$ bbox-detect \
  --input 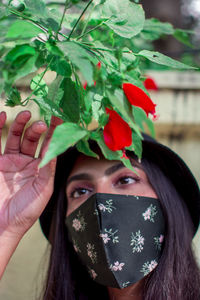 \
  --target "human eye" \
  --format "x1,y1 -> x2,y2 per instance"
69,187 -> 92,199
115,175 -> 140,187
